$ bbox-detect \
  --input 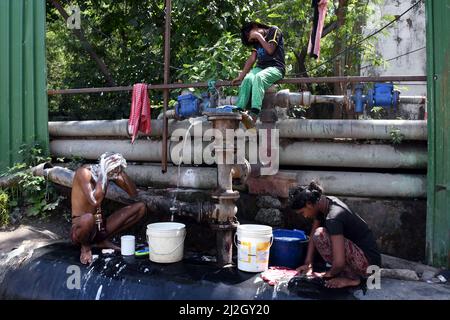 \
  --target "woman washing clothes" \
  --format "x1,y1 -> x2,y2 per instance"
289,181 -> 381,288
